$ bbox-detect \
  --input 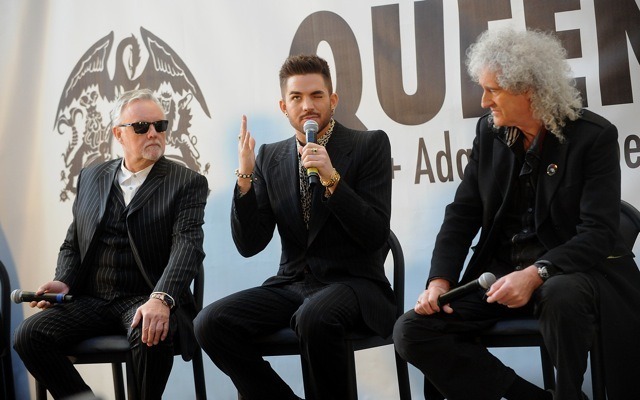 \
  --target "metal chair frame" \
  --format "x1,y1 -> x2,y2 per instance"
476,200 -> 640,400
1,260 -> 16,400
35,264 -> 207,400
238,230 -> 411,400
